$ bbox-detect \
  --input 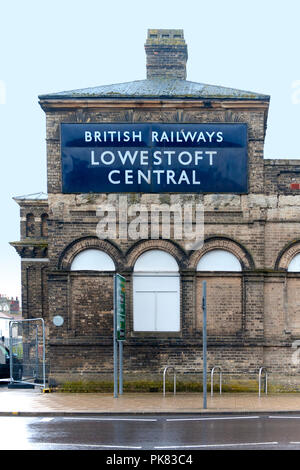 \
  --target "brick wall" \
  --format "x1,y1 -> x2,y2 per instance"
12,87 -> 300,388
40,103 -> 300,387
264,160 -> 300,194
196,276 -> 243,336
70,275 -> 114,337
